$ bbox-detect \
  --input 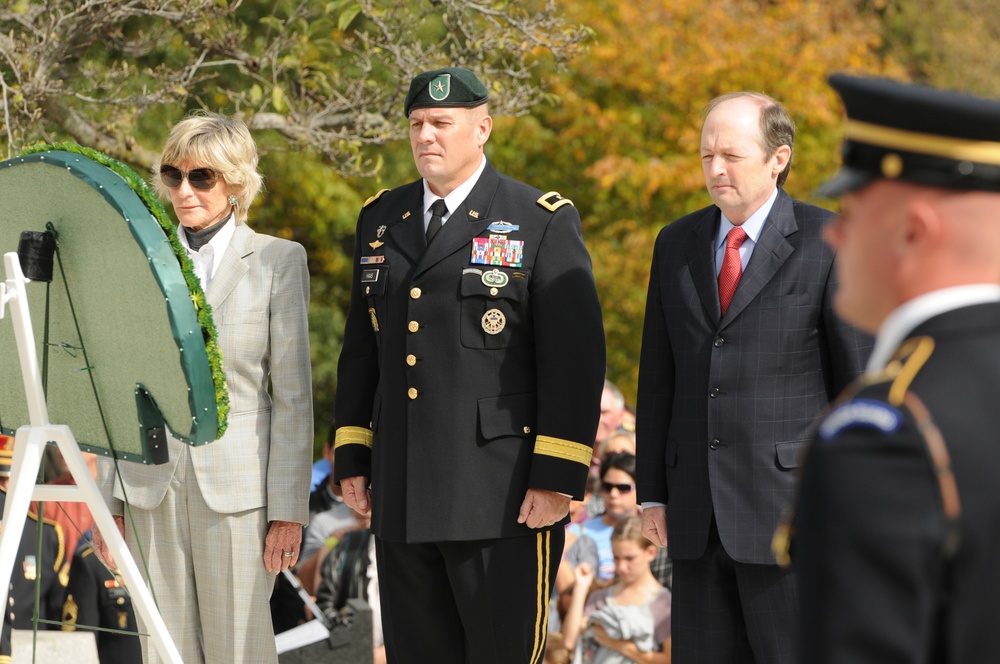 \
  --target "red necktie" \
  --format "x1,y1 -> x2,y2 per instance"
718,226 -> 748,316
